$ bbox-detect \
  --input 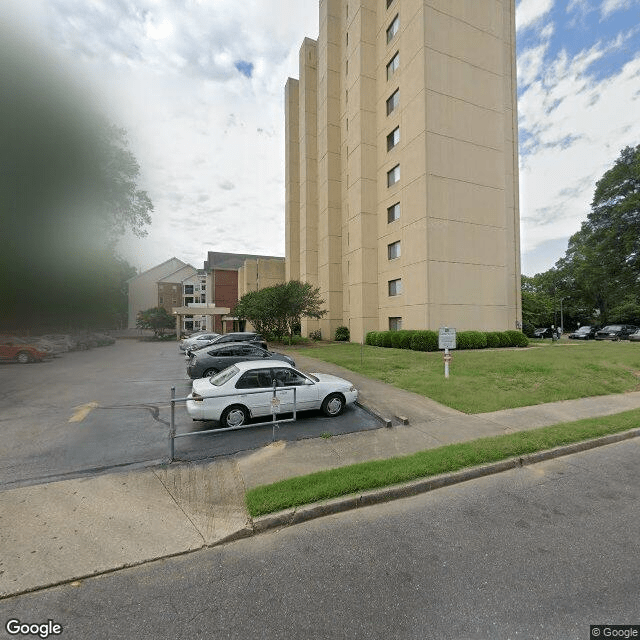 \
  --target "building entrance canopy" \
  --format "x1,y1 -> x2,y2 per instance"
172,304 -> 230,339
